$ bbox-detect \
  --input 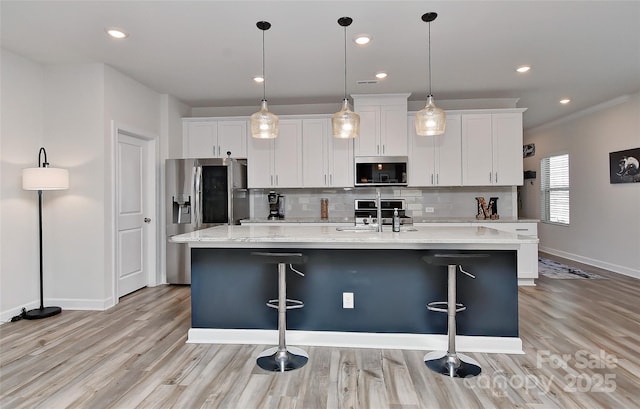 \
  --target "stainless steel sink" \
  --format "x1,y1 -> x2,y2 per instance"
336,226 -> 417,232
336,226 -> 377,232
